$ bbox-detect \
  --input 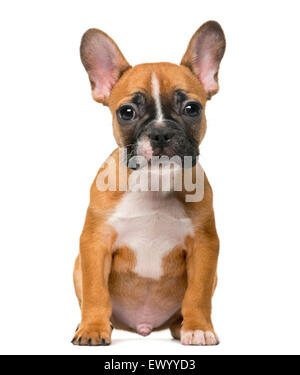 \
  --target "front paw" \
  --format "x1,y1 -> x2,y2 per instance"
71,322 -> 112,346
180,329 -> 219,346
